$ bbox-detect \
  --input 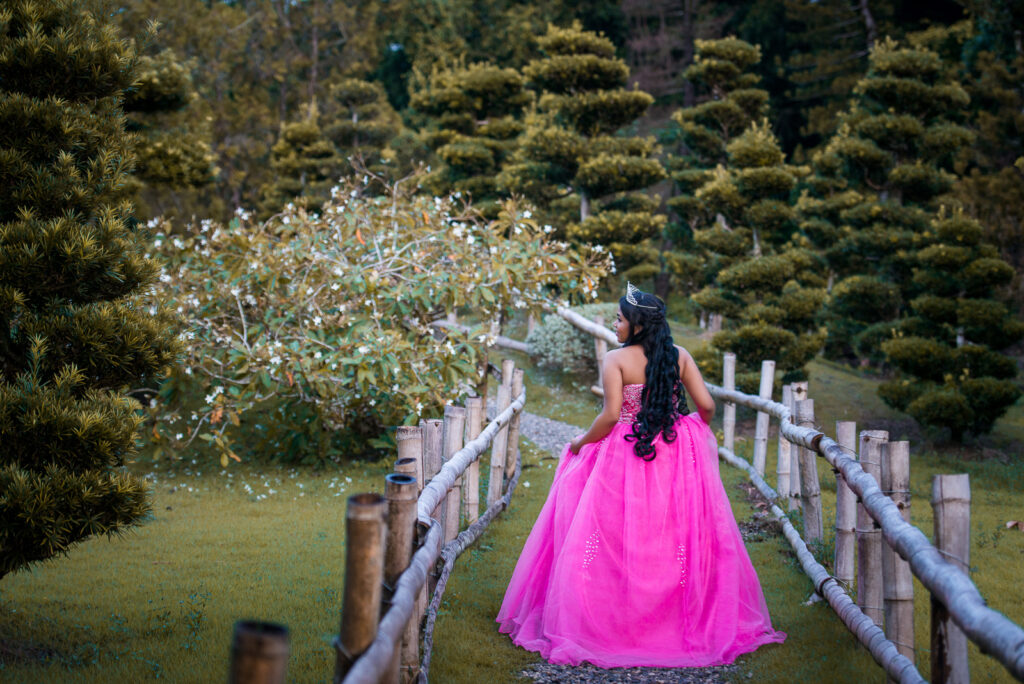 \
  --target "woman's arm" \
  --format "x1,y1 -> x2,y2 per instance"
678,346 -> 715,425
569,352 -> 623,454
